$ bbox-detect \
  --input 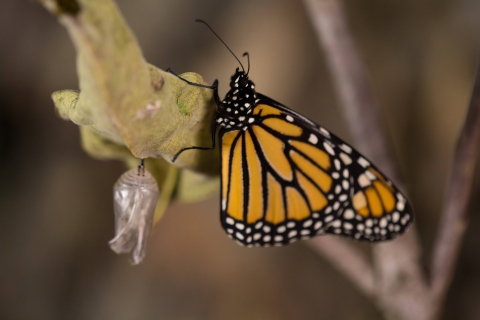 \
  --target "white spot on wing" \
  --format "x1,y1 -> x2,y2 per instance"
379,218 -> 388,228
333,202 -> 340,210
358,157 -> 370,168
340,153 -> 352,165
340,144 -> 352,153
320,127 -> 330,137
324,142 -> 335,155
344,209 -> 355,220
392,212 -> 400,223
286,115 -> 294,122
303,220 -> 313,228
365,170 -> 376,180
358,174 -> 371,187
314,221 -> 323,230
334,159 -> 341,170
335,185 -> 342,194
308,134 -> 318,144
